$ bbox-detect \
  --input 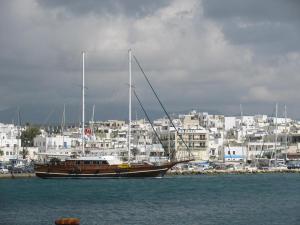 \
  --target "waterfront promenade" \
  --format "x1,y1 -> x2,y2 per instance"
1,168 -> 300,179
